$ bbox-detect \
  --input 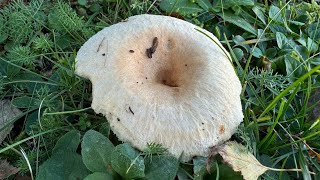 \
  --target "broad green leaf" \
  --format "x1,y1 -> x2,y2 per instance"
53,130 -> 81,154
284,55 -> 306,83
196,0 -> 211,11
287,38 -> 298,49
12,72 -> 46,93
218,141 -> 268,180
55,34 -> 72,50
269,24 -> 287,34
82,130 -> 115,173
252,6 -> 266,24
257,29 -> 267,53
225,0 -> 254,6
306,37 -> 318,53
294,45 -> 309,60
77,0 -> 87,6
11,96 -> 40,108
111,143 -> 145,179
306,22 -> 320,43
265,47 -> 278,59
251,47 -> 263,58
213,0 -> 254,9
98,122 -> 110,137
193,157 -> 209,180
37,130 -> 89,180
144,155 -> 179,180
37,152 -> 89,180
84,172 -> 113,180
24,111 -> 39,135
218,12 -> 257,35
159,0 -> 203,14
89,3 -> 102,13
297,36 -> 308,47
177,168 -> 190,179
268,5 -> 283,23
233,48 -> 244,61
212,164 -> 243,180
310,57 -> 320,66
194,156 -> 243,180
233,35 -> 250,52
275,32 -> 288,49
5,64 -> 22,83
